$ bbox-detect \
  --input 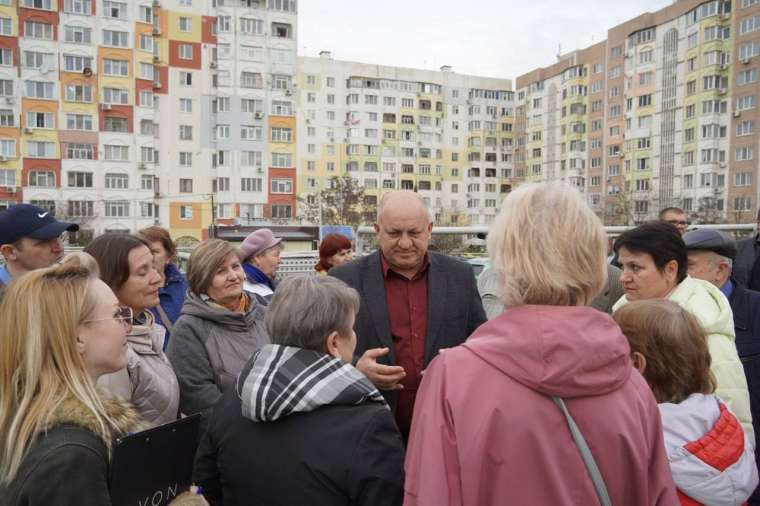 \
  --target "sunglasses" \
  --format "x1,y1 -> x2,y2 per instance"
83,306 -> 133,329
